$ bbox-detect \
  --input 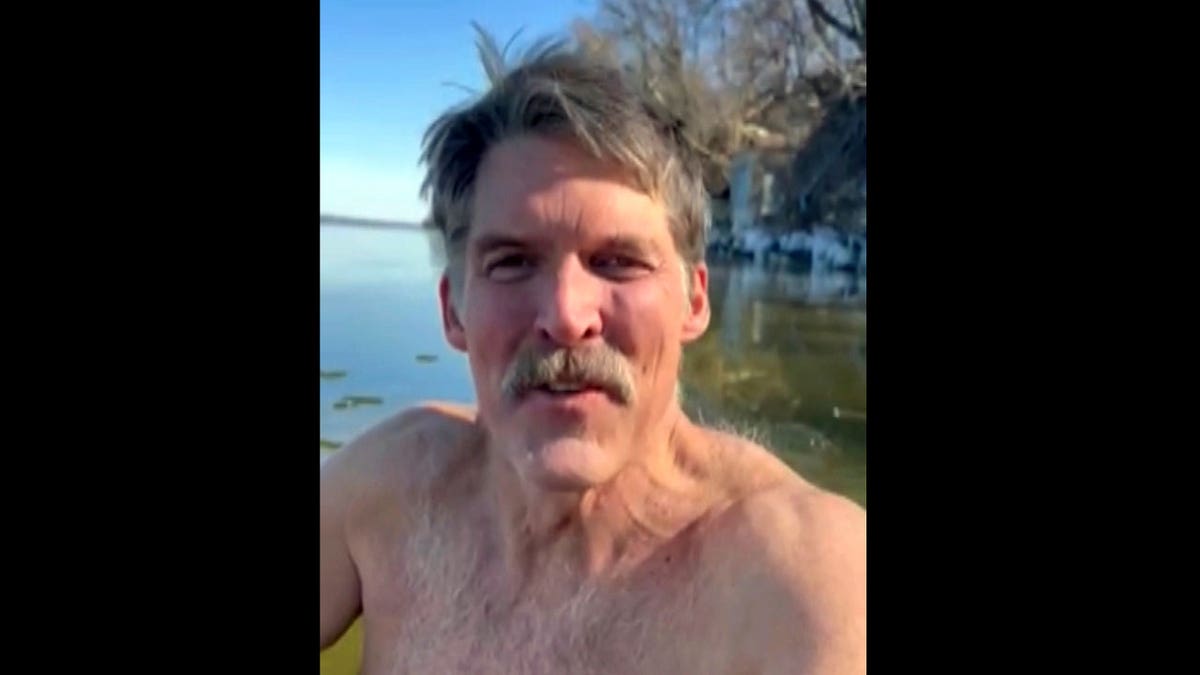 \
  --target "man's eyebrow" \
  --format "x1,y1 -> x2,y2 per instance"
599,235 -> 660,256
471,234 -> 533,255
